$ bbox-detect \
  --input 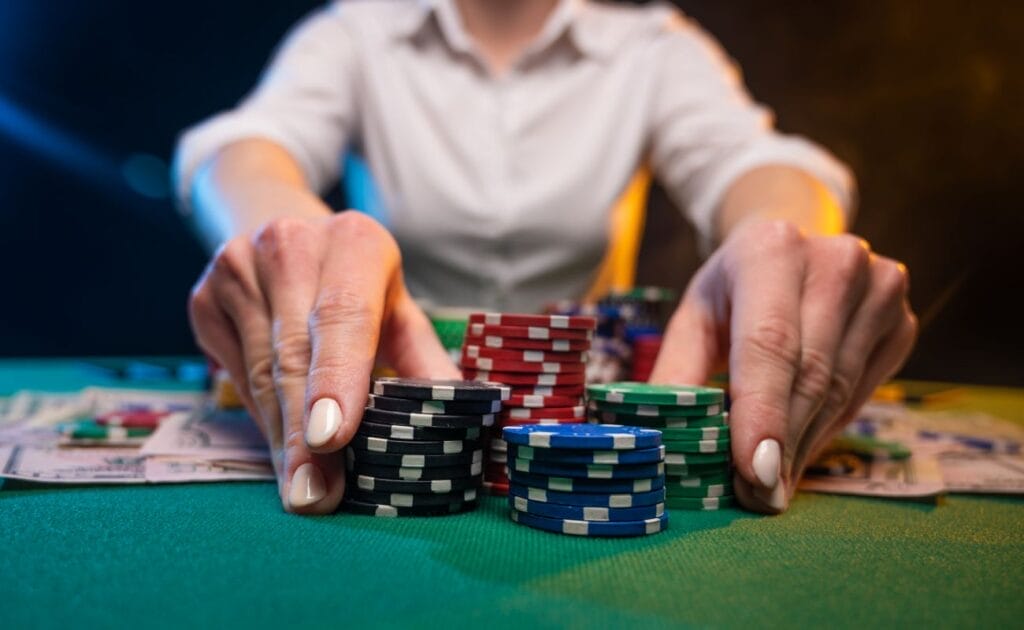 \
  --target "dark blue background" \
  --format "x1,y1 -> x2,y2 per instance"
1,1 -> 1021,385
